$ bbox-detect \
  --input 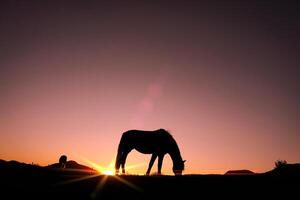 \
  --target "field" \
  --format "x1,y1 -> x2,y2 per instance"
0,160 -> 299,200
